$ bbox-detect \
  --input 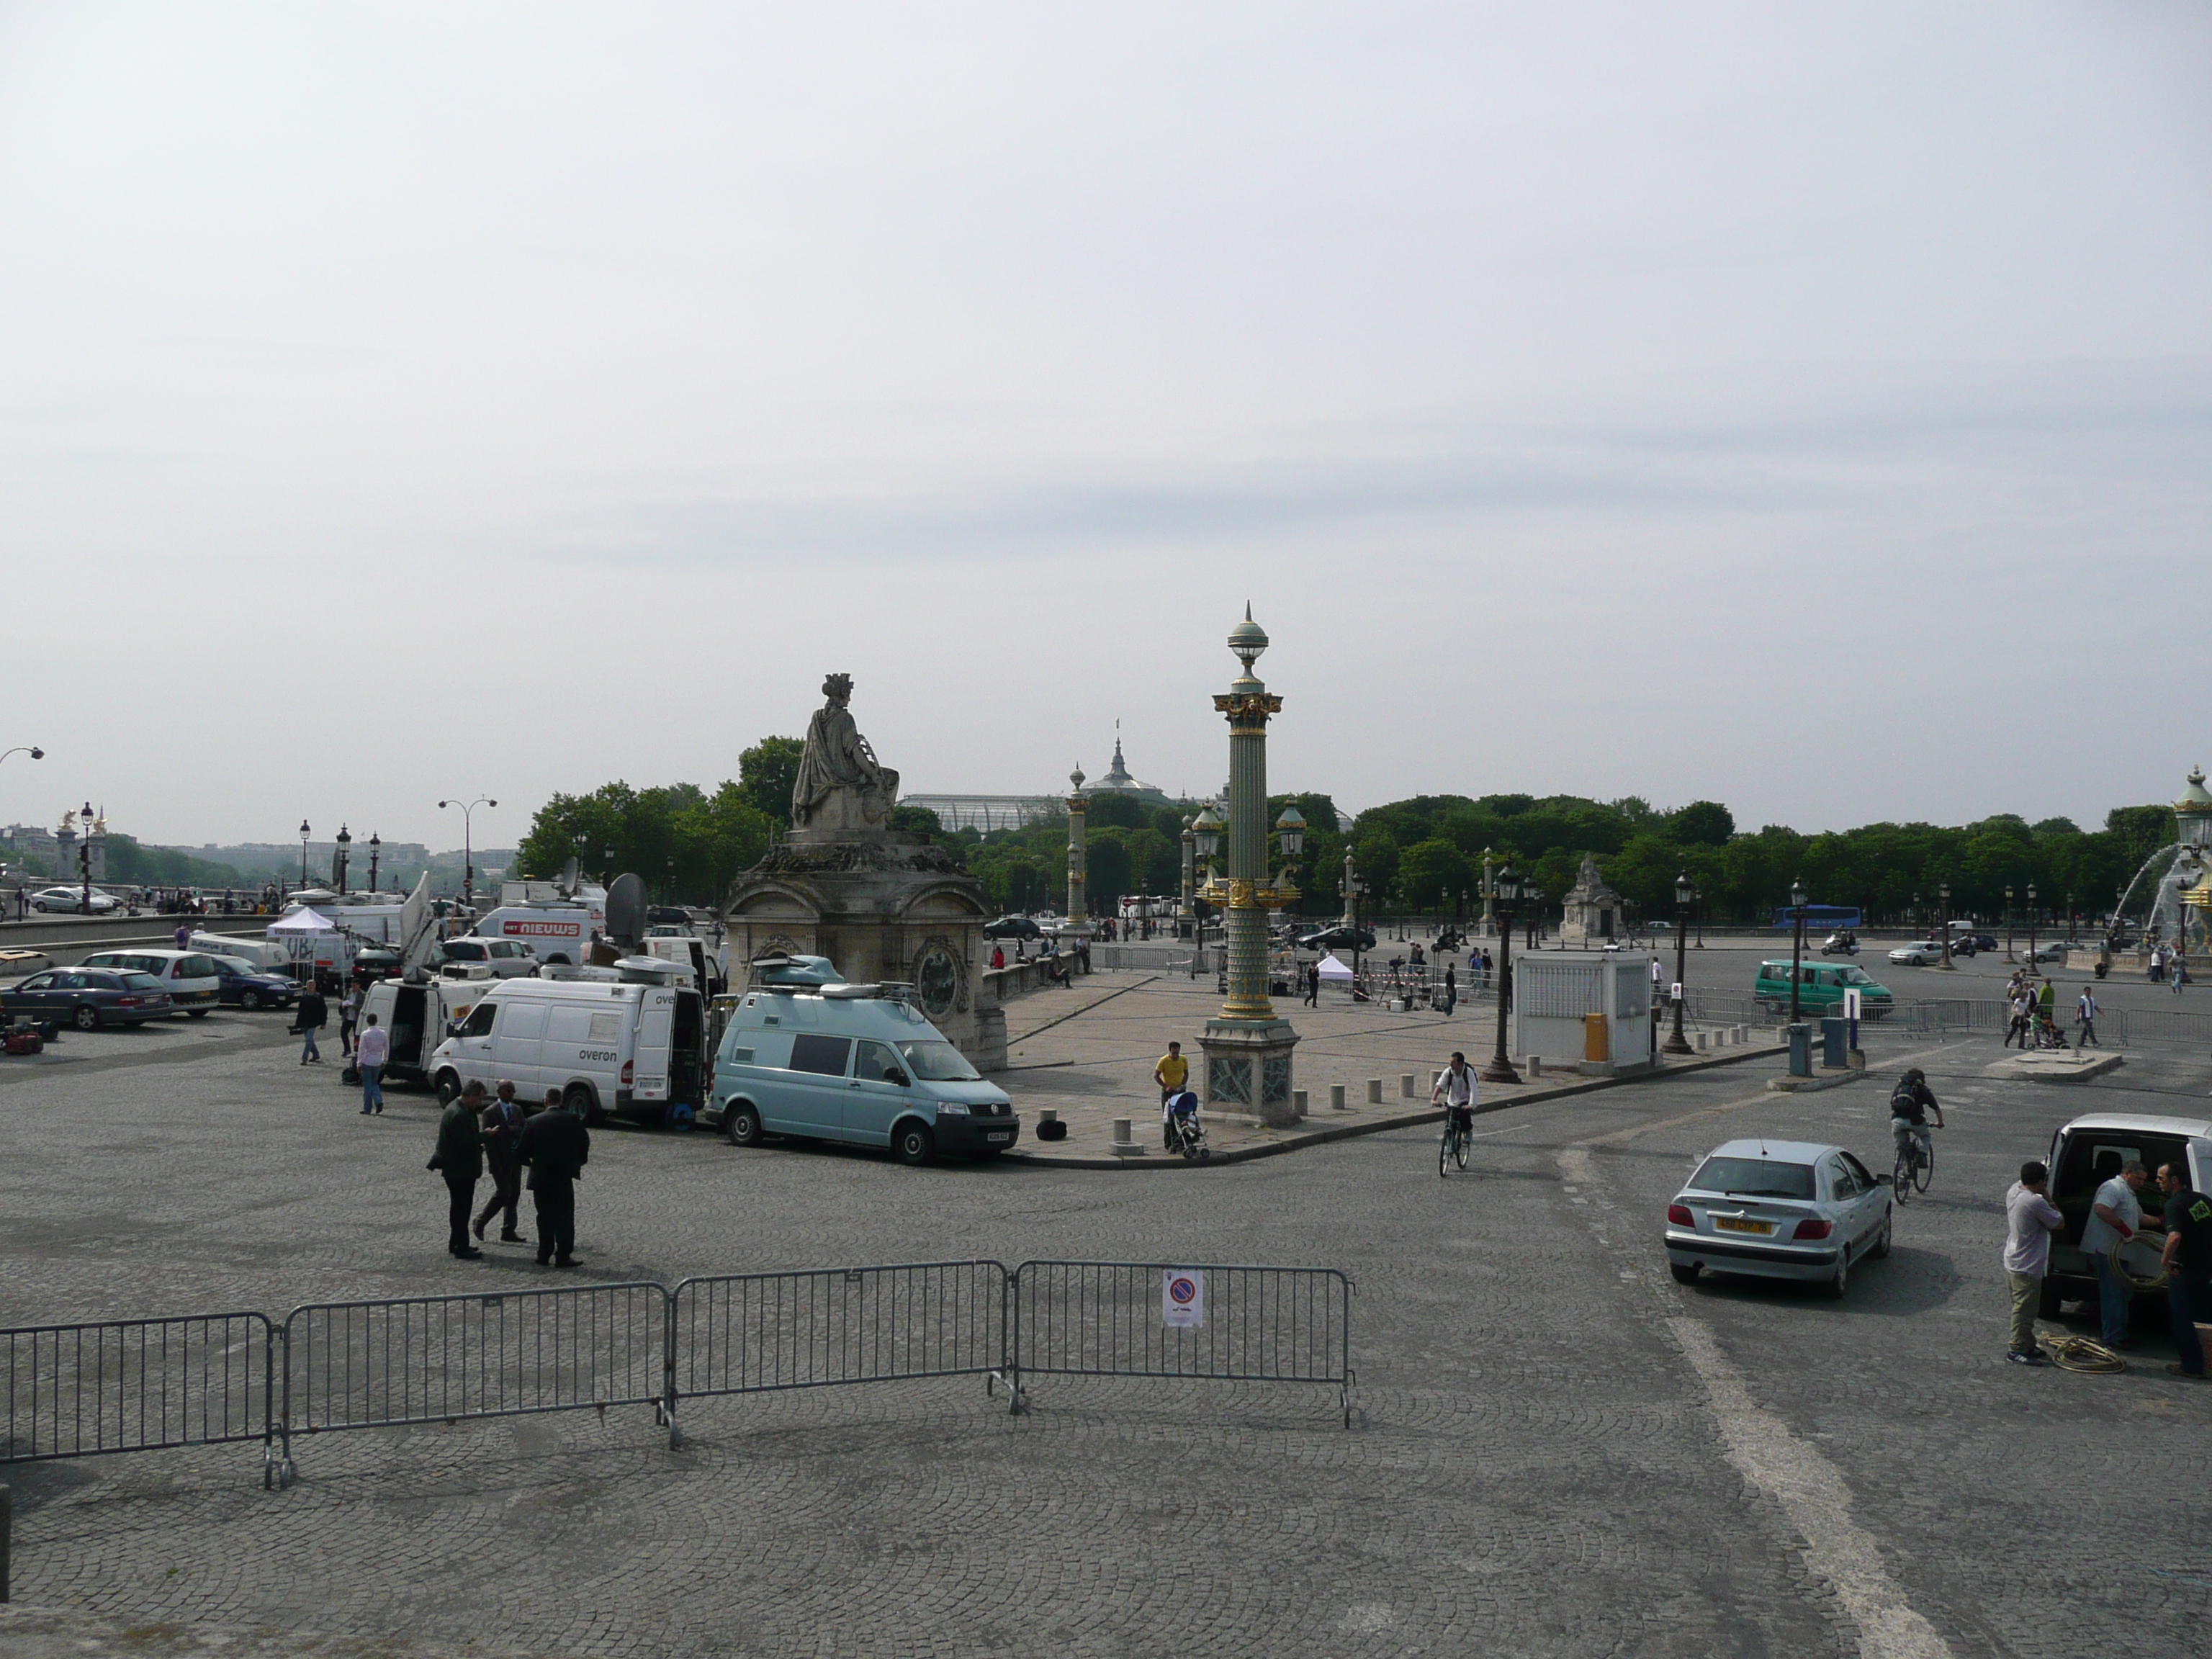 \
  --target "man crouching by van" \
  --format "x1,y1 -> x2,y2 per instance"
519,1087 -> 590,1268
